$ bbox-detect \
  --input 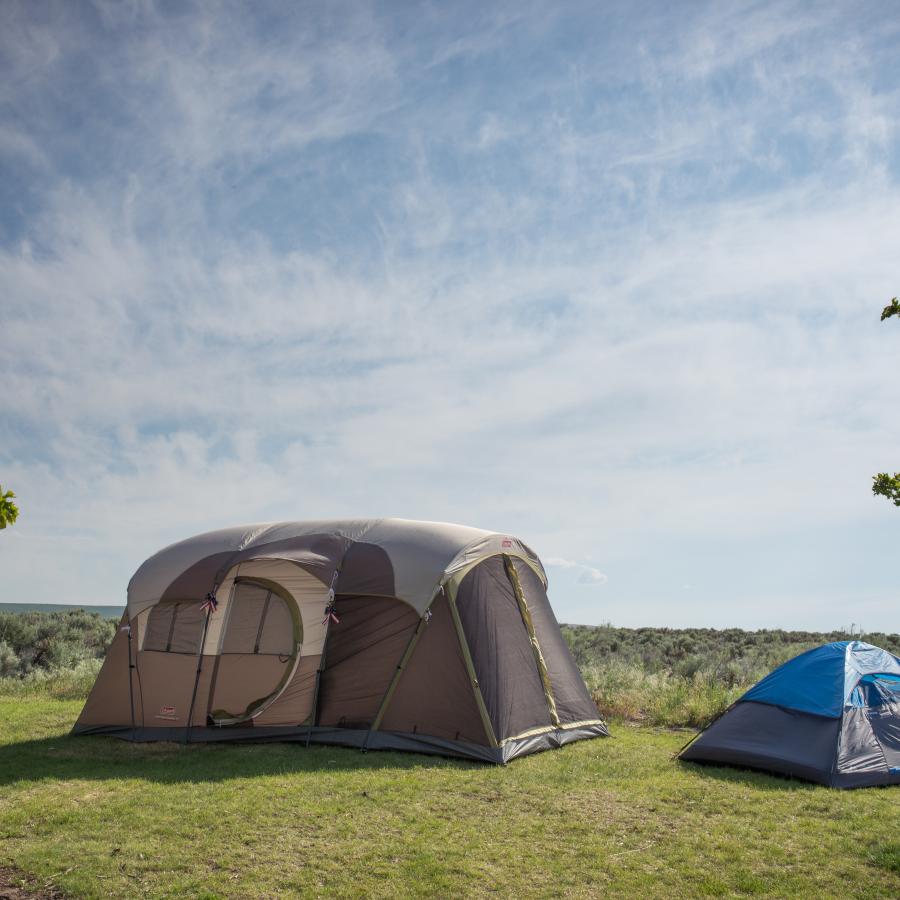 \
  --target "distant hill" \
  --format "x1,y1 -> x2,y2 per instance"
0,603 -> 123,620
